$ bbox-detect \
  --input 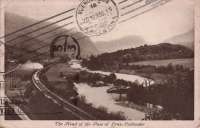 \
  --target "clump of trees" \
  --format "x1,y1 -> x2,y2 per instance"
127,69 -> 194,120
74,71 -> 117,87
